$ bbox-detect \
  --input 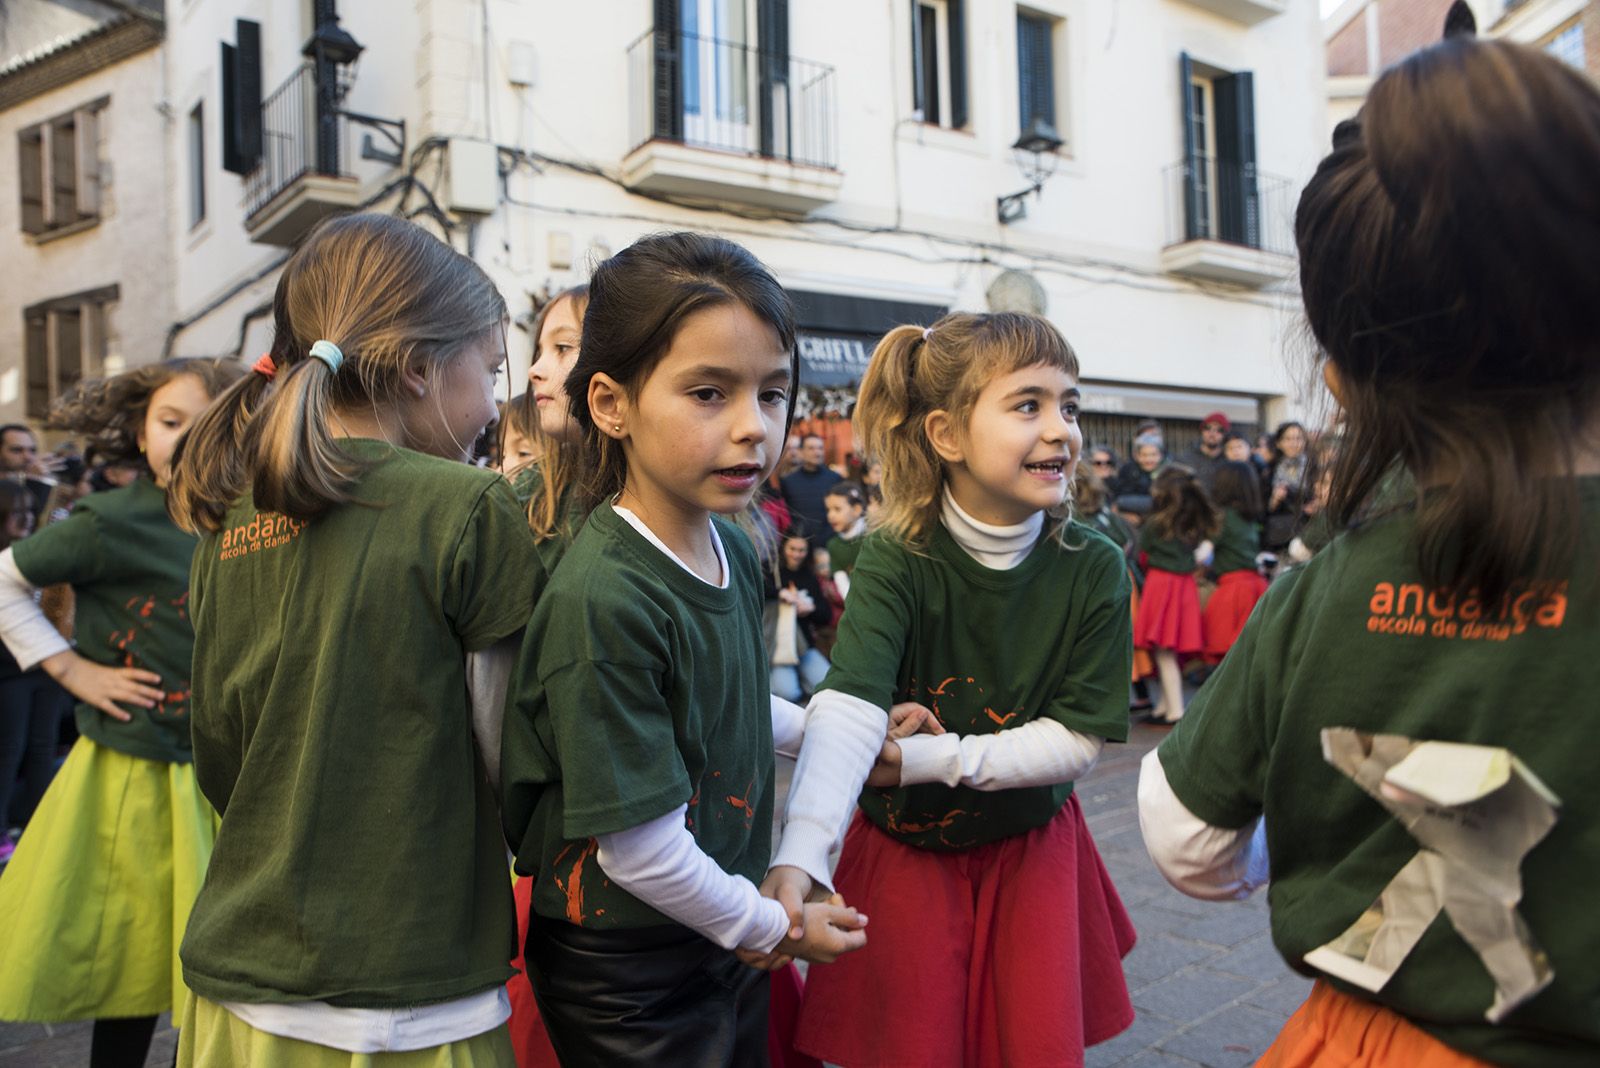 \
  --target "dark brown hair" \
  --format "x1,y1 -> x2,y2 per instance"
1295,38 -> 1600,601
169,214 -> 507,532
565,232 -> 797,512
49,358 -> 243,470
1149,465 -> 1221,545
1211,460 -> 1264,522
